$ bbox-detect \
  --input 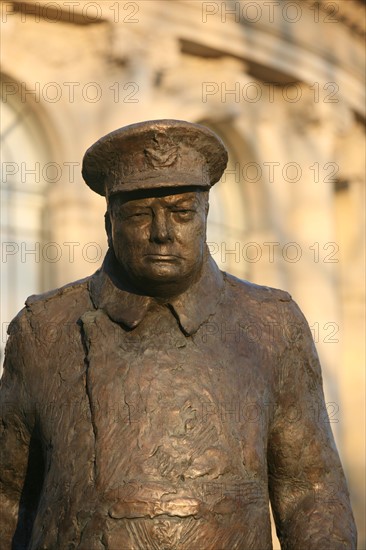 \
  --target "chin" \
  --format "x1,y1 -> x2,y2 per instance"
141,268 -> 182,284
138,260 -> 184,280
132,267 -> 194,296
